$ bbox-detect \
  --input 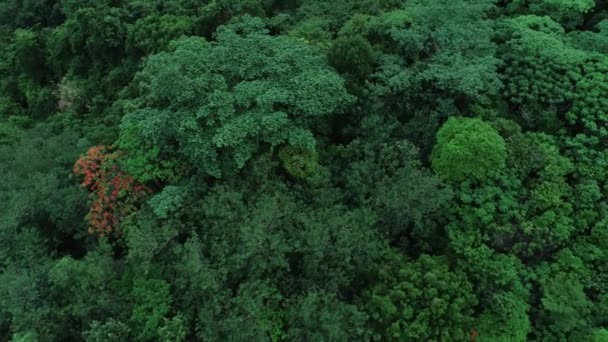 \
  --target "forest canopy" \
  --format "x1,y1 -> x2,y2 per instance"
2,0 -> 608,341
